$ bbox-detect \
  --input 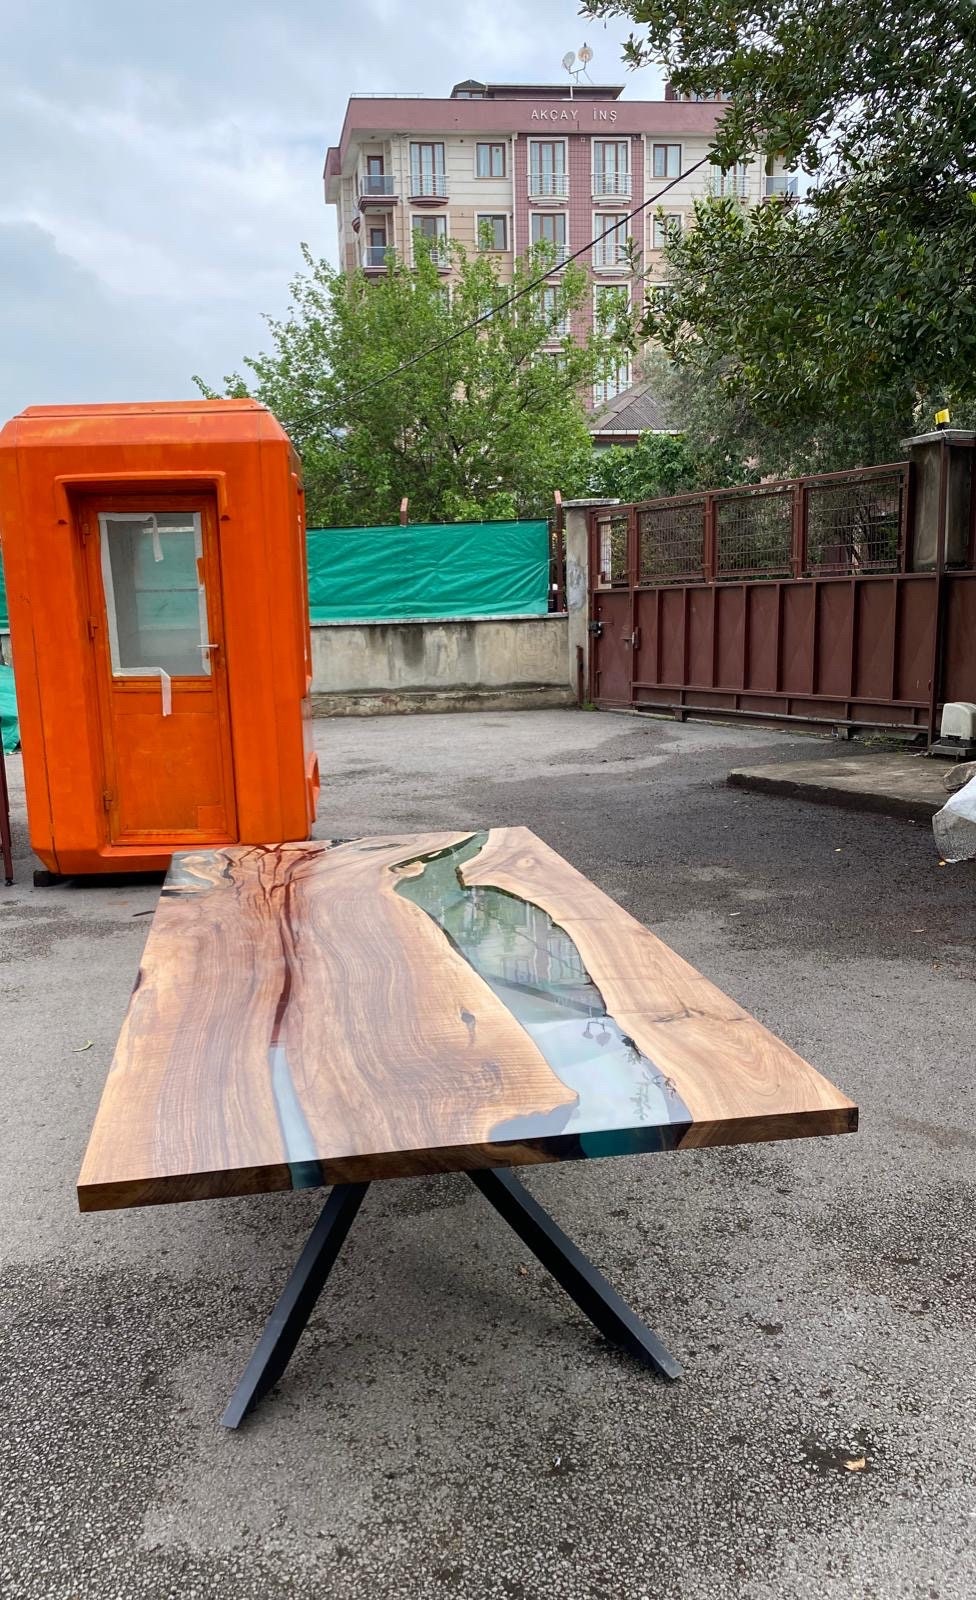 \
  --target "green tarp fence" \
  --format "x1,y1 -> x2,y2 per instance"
306,520 -> 551,622
0,665 -> 17,754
